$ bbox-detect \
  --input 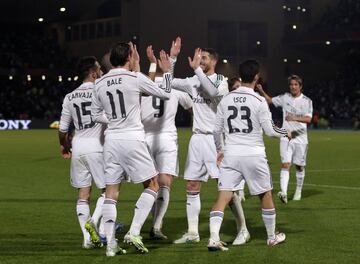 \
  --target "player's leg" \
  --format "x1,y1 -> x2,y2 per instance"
208,191 -> 232,251
151,173 -> 173,239
259,191 -> 285,246
278,140 -> 293,204
102,141 -> 126,257
123,140 -> 159,253
293,143 -> 308,200
76,187 -> 92,248
229,192 -> 250,245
